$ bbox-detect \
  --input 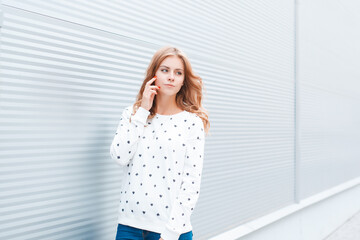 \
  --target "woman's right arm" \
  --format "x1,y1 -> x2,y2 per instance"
110,105 -> 150,166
